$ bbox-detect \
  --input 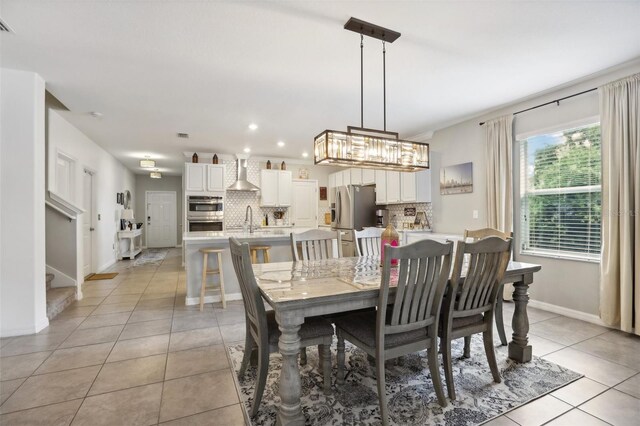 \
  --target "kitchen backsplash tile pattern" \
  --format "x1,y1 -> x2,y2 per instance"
222,159 -> 290,228
383,202 -> 433,230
